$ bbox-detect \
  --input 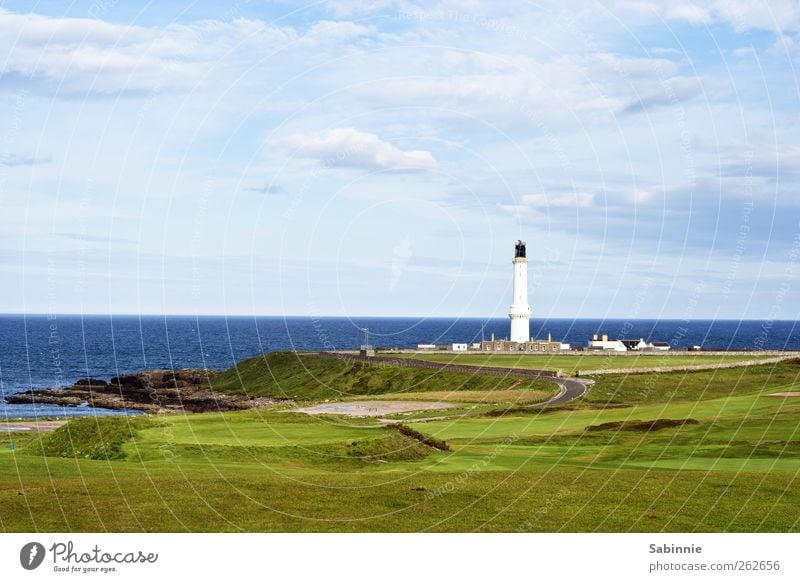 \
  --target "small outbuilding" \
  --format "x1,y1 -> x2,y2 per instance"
620,338 -> 649,351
